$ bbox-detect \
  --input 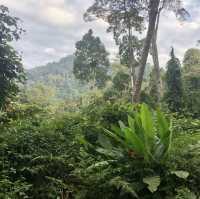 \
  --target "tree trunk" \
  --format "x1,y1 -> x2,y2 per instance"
151,9 -> 161,103
130,64 -> 136,103
129,33 -> 136,103
126,3 -> 136,104
133,0 -> 160,103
